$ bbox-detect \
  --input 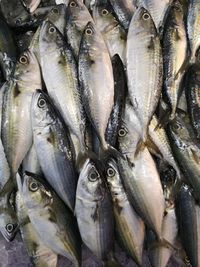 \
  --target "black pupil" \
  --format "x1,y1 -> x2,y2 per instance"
108,168 -> 114,176
31,182 -> 37,189
6,224 -> 13,232
53,8 -> 58,13
90,172 -> 97,180
102,9 -> 108,15
39,99 -> 45,107
70,1 -> 76,6
86,29 -> 92,35
20,56 -> 27,63
49,27 -> 55,33
143,13 -> 149,19
119,129 -> 125,136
